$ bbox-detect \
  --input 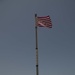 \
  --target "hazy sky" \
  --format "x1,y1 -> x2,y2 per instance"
0,0 -> 75,75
